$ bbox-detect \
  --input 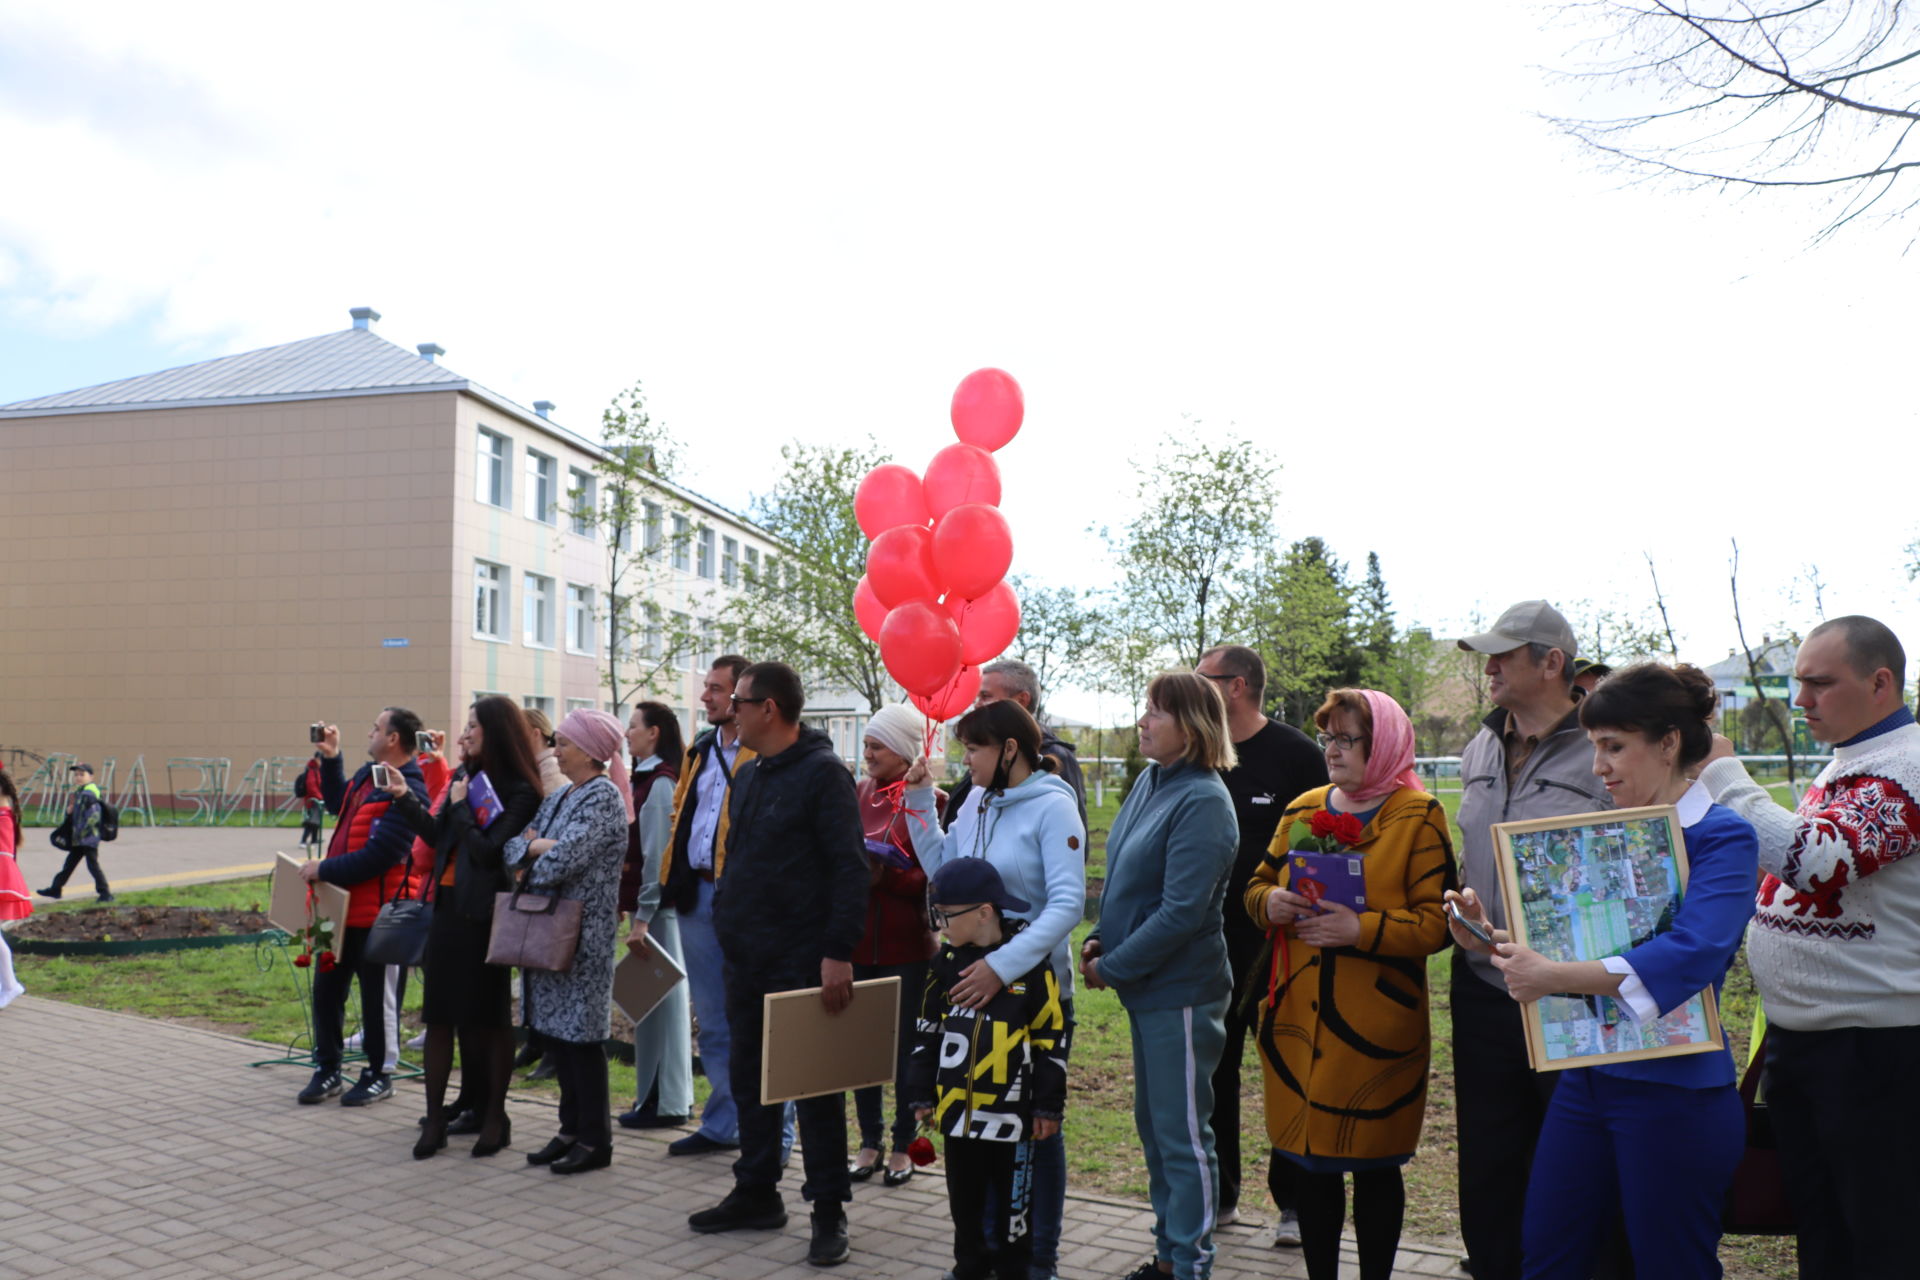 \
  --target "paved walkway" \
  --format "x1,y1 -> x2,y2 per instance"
0,998 -> 1466,1279
12,826 -> 296,901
